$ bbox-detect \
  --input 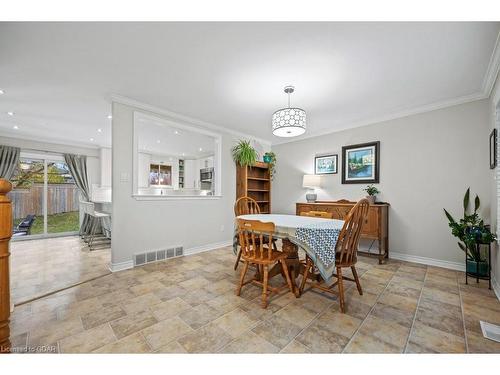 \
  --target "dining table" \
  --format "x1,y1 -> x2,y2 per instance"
235,214 -> 345,296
